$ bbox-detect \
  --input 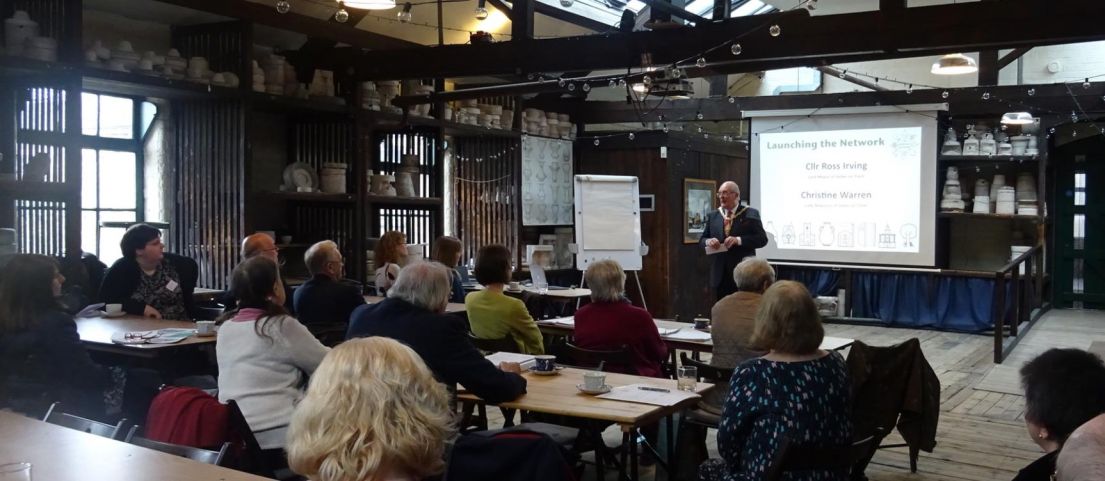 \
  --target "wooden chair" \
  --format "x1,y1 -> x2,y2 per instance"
462,332 -> 523,430
42,402 -> 129,440
125,428 -> 231,466
562,343 -> 634,374
467,332 -> 518,354
764,429 -> 884,481
307,322 -> 349,347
